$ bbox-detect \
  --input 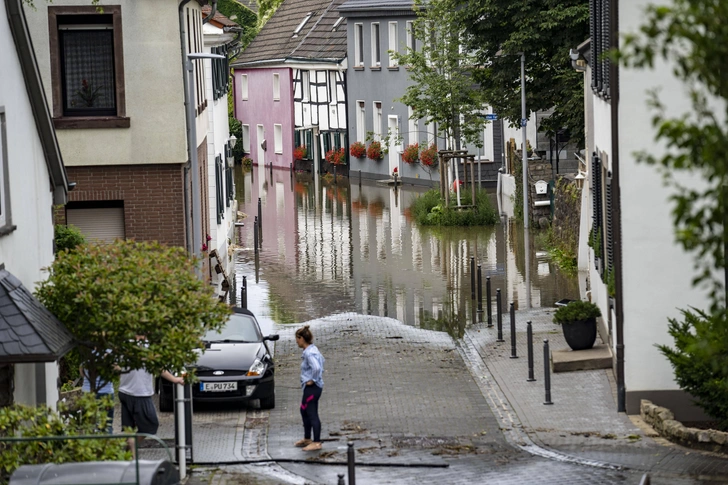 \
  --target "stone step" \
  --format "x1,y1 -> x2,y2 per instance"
551,344 -> 613,373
